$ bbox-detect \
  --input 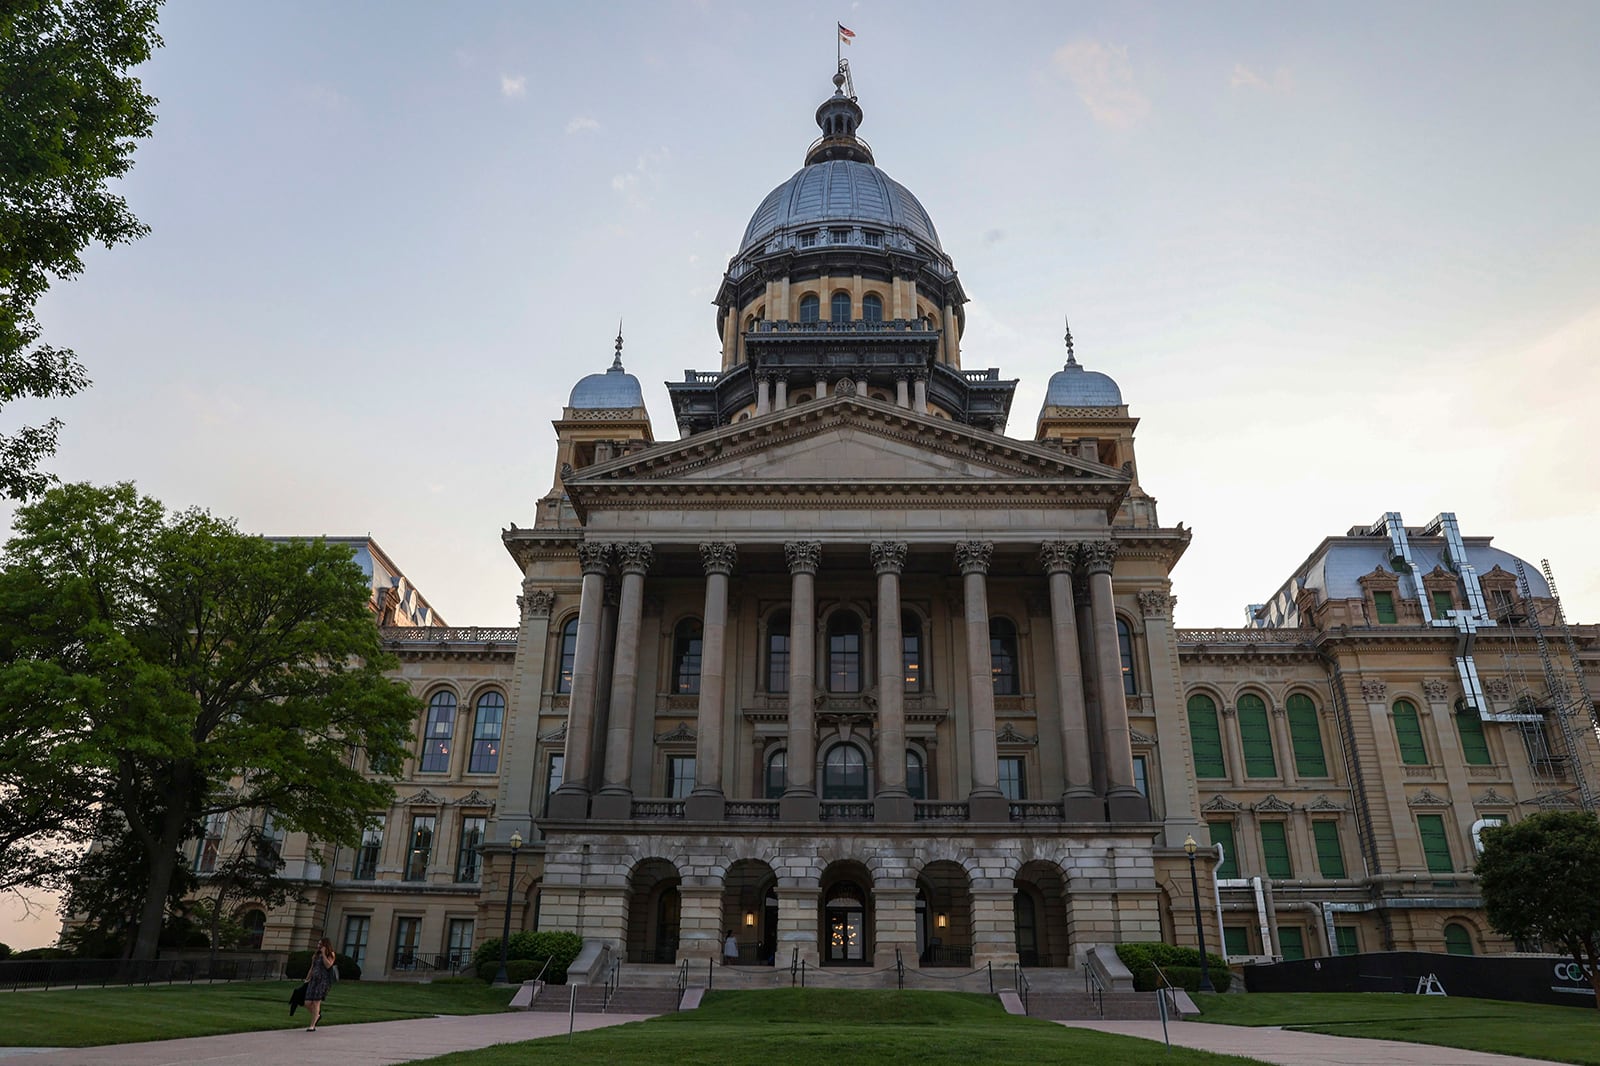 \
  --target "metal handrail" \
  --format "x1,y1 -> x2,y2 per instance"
1014,962 -> 1031,1016
789,947 -> 799,987
1084,959 -> 1106,1018
895,948 -> 904,990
